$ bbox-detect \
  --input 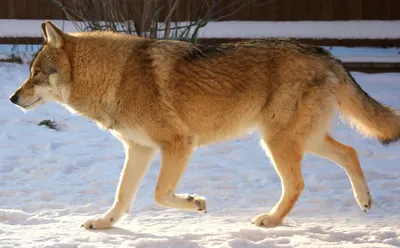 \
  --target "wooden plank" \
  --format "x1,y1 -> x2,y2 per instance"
306,0 -> 321,20
293,0 -> 310,20
390,0 -> 400,19
318,0 -> 334,21
50,0 -> 66,20
334,0 -> 364,20
13,0 -> 26,19
216,0 -> 237,21
171,0 -> 205,22
187,0 -> 203,21
0,37 -> 44,44
161,0 -> 184,22
334,0 -> 365,20
371,0 -> 391,20
7,0 -> 15,19
379,0 -> 392,20
232,1 -> 253,21
362,0 -> 390,20
251,0 -> 277,21
334,0 -> 350,20
336,0 -> 364,20
25,0 -> 38,19
45,0 -> 64,20
344,62 -> 400,73
117,0 -> 128,21
276,0 -> 292,21
172,0 -> 185,22
54,0 -> 73,20
38,0 -> 53,19
1,0 -> 400,22
156,0 -> 166,21
262,0 -> 279,21
0,0 -> 10,18
347,0 -> 362,20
